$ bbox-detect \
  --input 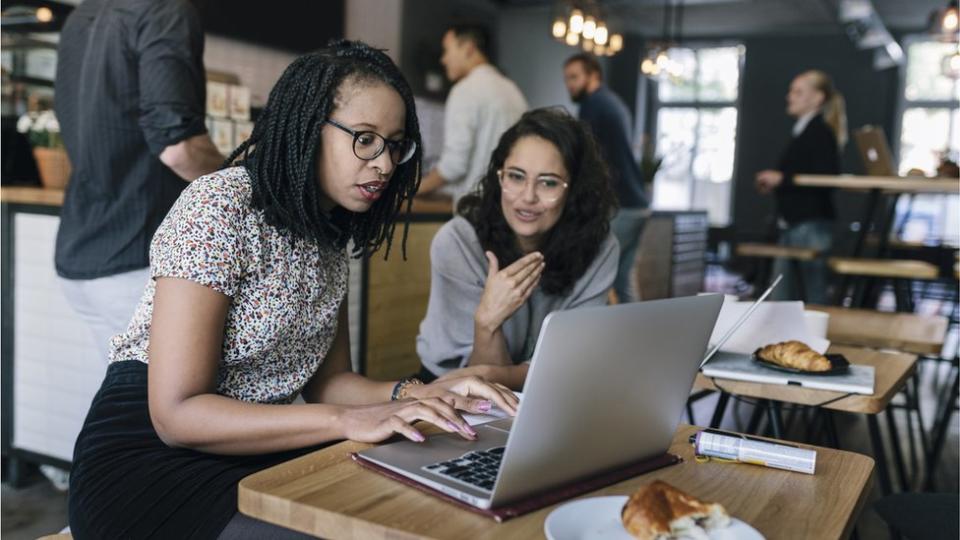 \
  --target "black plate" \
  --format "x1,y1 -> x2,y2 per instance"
751,351 -> 850,376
